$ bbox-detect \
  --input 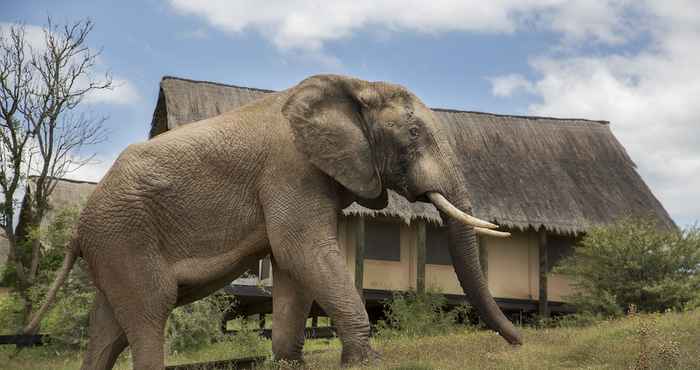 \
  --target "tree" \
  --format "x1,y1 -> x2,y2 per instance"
554,218 -> 700,316
0,18 -> 110,324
